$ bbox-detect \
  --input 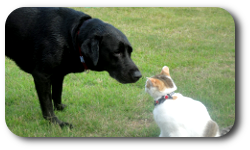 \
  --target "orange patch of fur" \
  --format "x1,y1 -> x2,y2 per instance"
172,96 -> 177,100
148,78 -> 166,91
